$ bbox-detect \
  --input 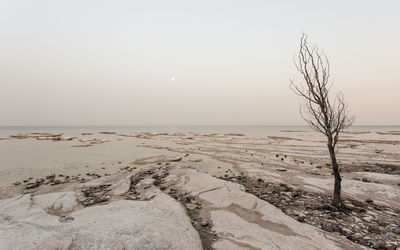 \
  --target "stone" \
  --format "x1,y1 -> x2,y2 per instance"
321,221 -> 335,232
386,245 -> 398,250
363,236 -> 372,241
26,183 -> 40,189
377,220 -> 387,227
0,192 -> 202,249
372,240 -> 386,249
111,178 -> 131,196
341,227 -> 353,236
170,157 -> 182,162
354,233 -> 363,240
393,227 -> 400,235
189,158 -> 202,162
343,201 -> 355,210
99,131 -> 117,134
362,216 -> 373,223
383,233 -> 397,241
296,216 -> 305,222
200,220 -> 209,227
368,224 -> 381,234
365,198 -> 373,204
185,203 -> 197,210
